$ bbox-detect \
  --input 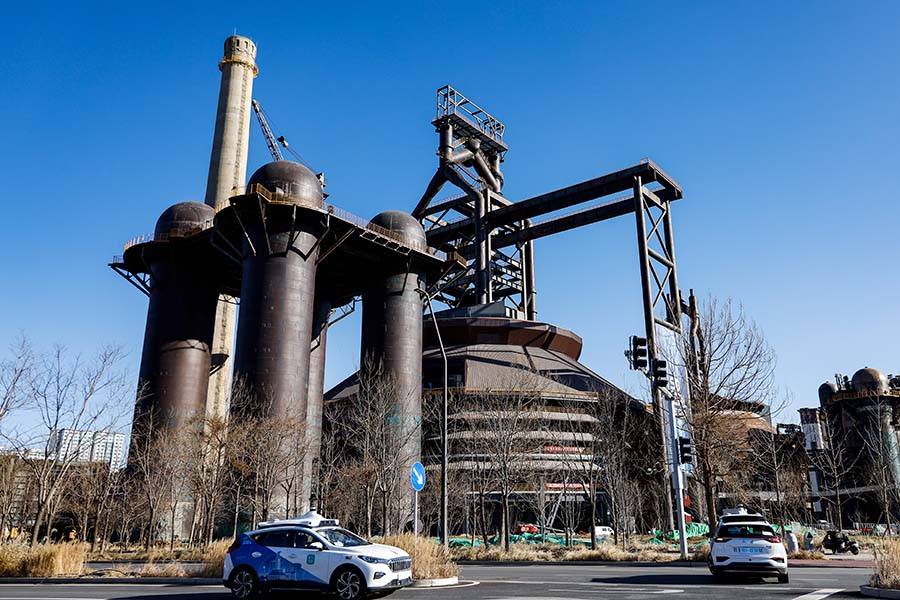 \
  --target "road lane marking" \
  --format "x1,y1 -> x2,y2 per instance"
792,590 -> 843,600
550,587 -> 683,594
401,580 -> 480,590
